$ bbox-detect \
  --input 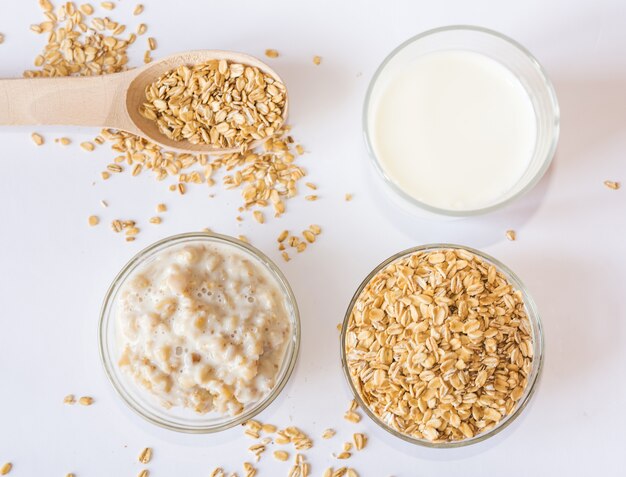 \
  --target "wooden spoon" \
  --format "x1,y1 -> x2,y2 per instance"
0,50 -> 288,154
